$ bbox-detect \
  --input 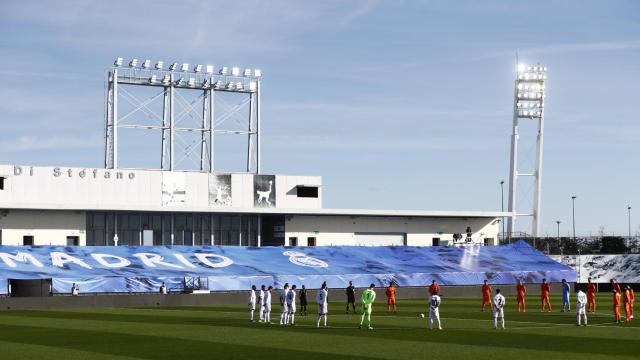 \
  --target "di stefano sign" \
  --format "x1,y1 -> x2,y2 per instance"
13,165 -> 136,180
